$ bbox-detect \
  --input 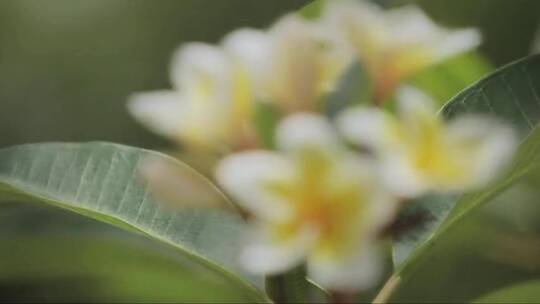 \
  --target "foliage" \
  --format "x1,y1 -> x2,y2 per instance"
2,0 -> 540,303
